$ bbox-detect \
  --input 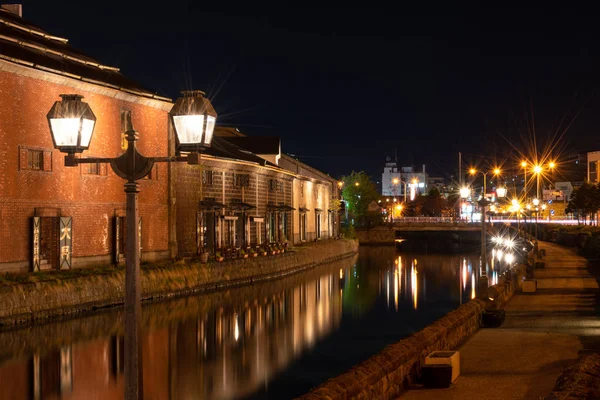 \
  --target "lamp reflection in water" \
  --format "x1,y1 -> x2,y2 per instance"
462,258 -> 467,290
471,273 -> 476,299
411,259 -> 418,310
